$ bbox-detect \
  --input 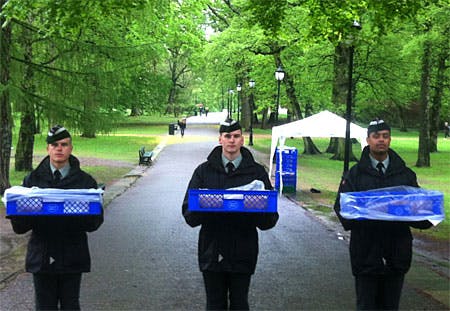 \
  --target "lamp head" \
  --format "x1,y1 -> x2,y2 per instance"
352,20 -> 362,30
275,66 -> 285,81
